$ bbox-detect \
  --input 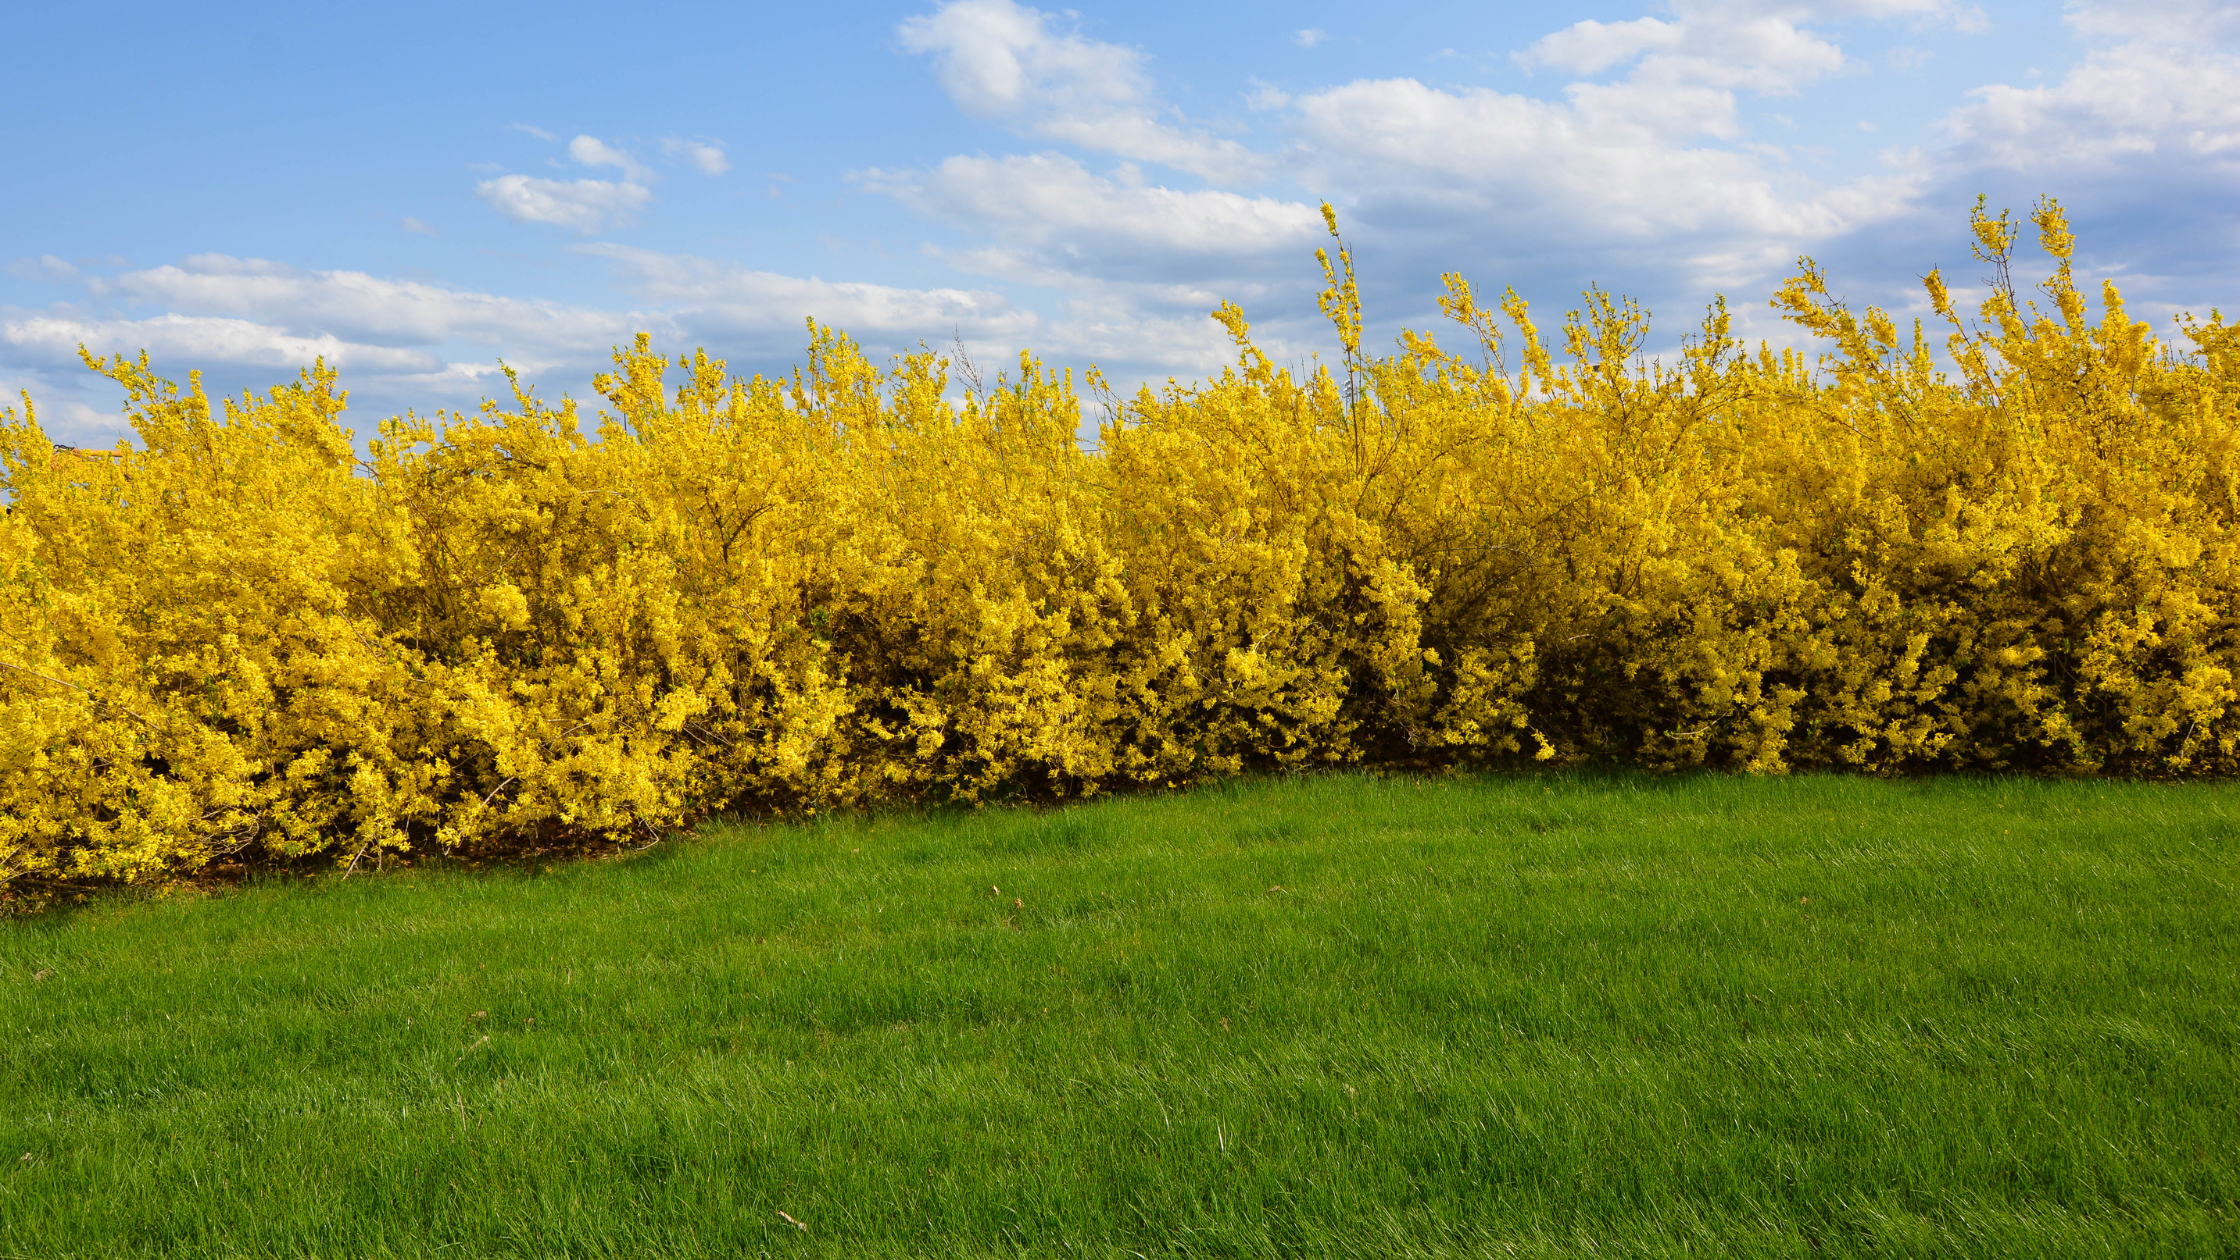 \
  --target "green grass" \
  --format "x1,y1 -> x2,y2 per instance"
3,772 -> 2236,1258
